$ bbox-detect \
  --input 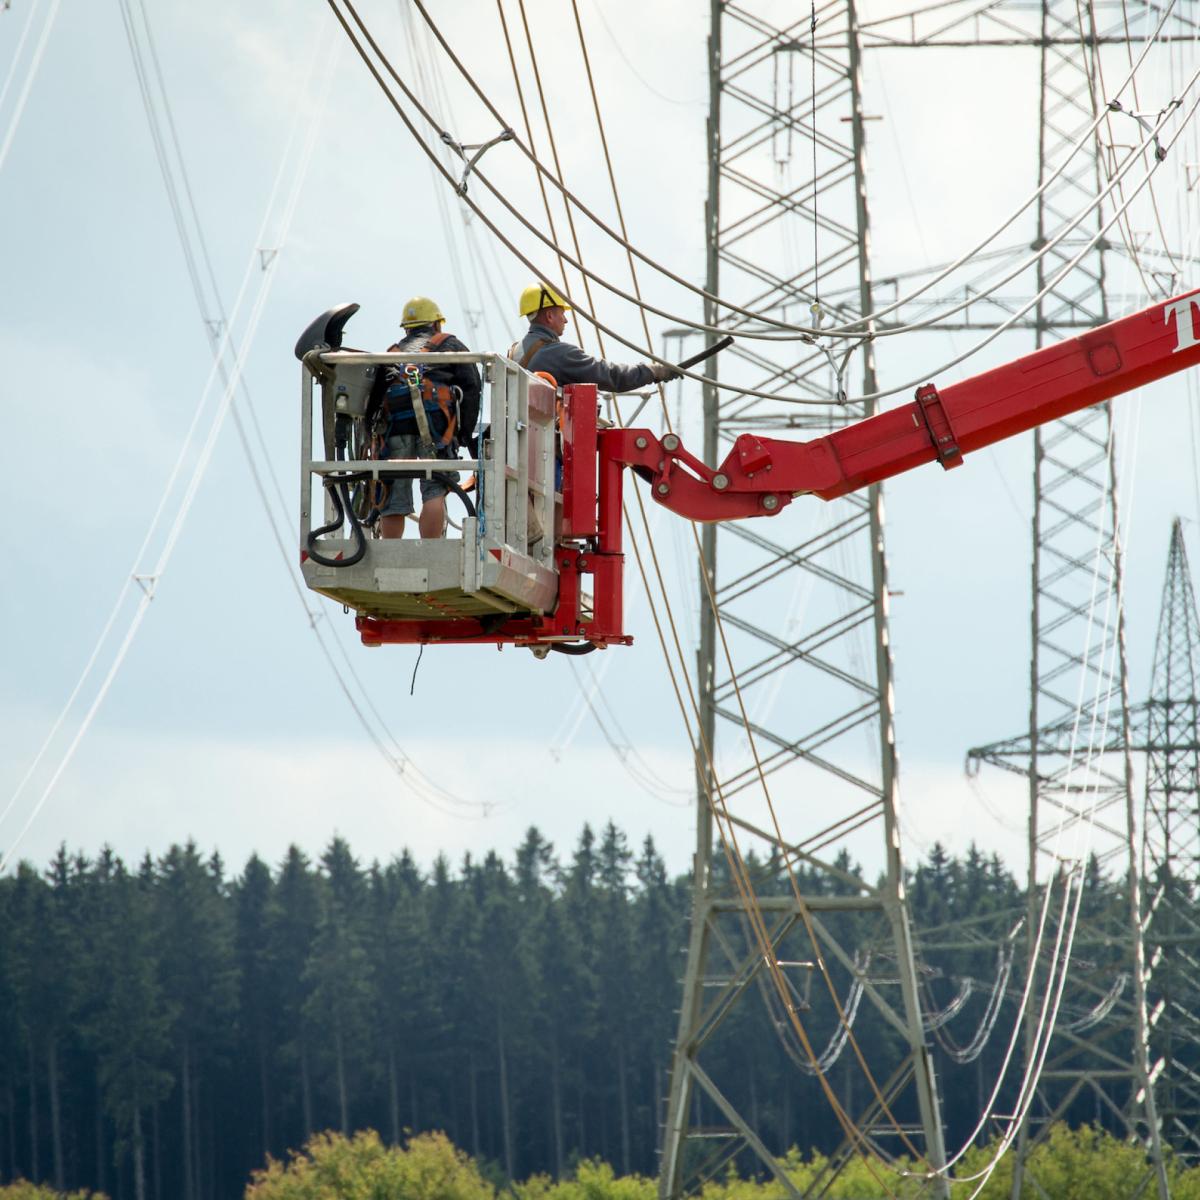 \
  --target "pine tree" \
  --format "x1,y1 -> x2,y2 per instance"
0,869 -> 19,1186
475,851 -> 524,1179
154,842 -> 238,1200
443,855 -> 490,1161
422,855 -> 462,1145
631,836 -> 682,1170
234,855 -> 276,1166
7,863 -> 48,1187
82,854 -> 173,1200
513,828 -> 560,1174
366,855 -> 431,1146
595,823 -> 634,1172
302,839 -> 374,1135
41,847 -> 85,1191
268,846 -> 321,1145
559,826 -> 601,1159
6,853 -> 87,1190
